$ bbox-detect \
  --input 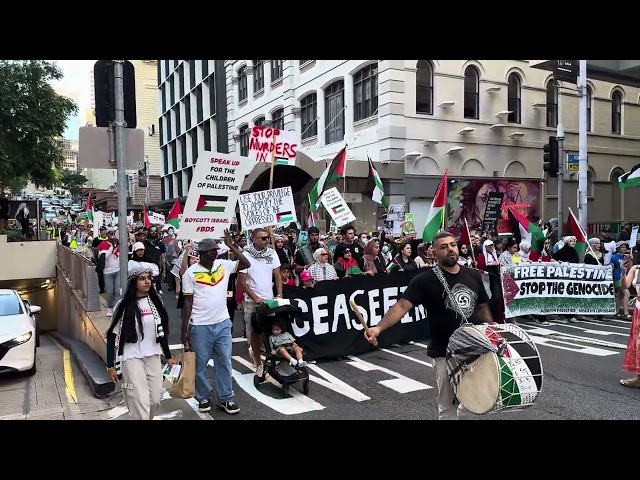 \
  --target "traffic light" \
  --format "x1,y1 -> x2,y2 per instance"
94,60 -> 137,128
543,136 -> 559,178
